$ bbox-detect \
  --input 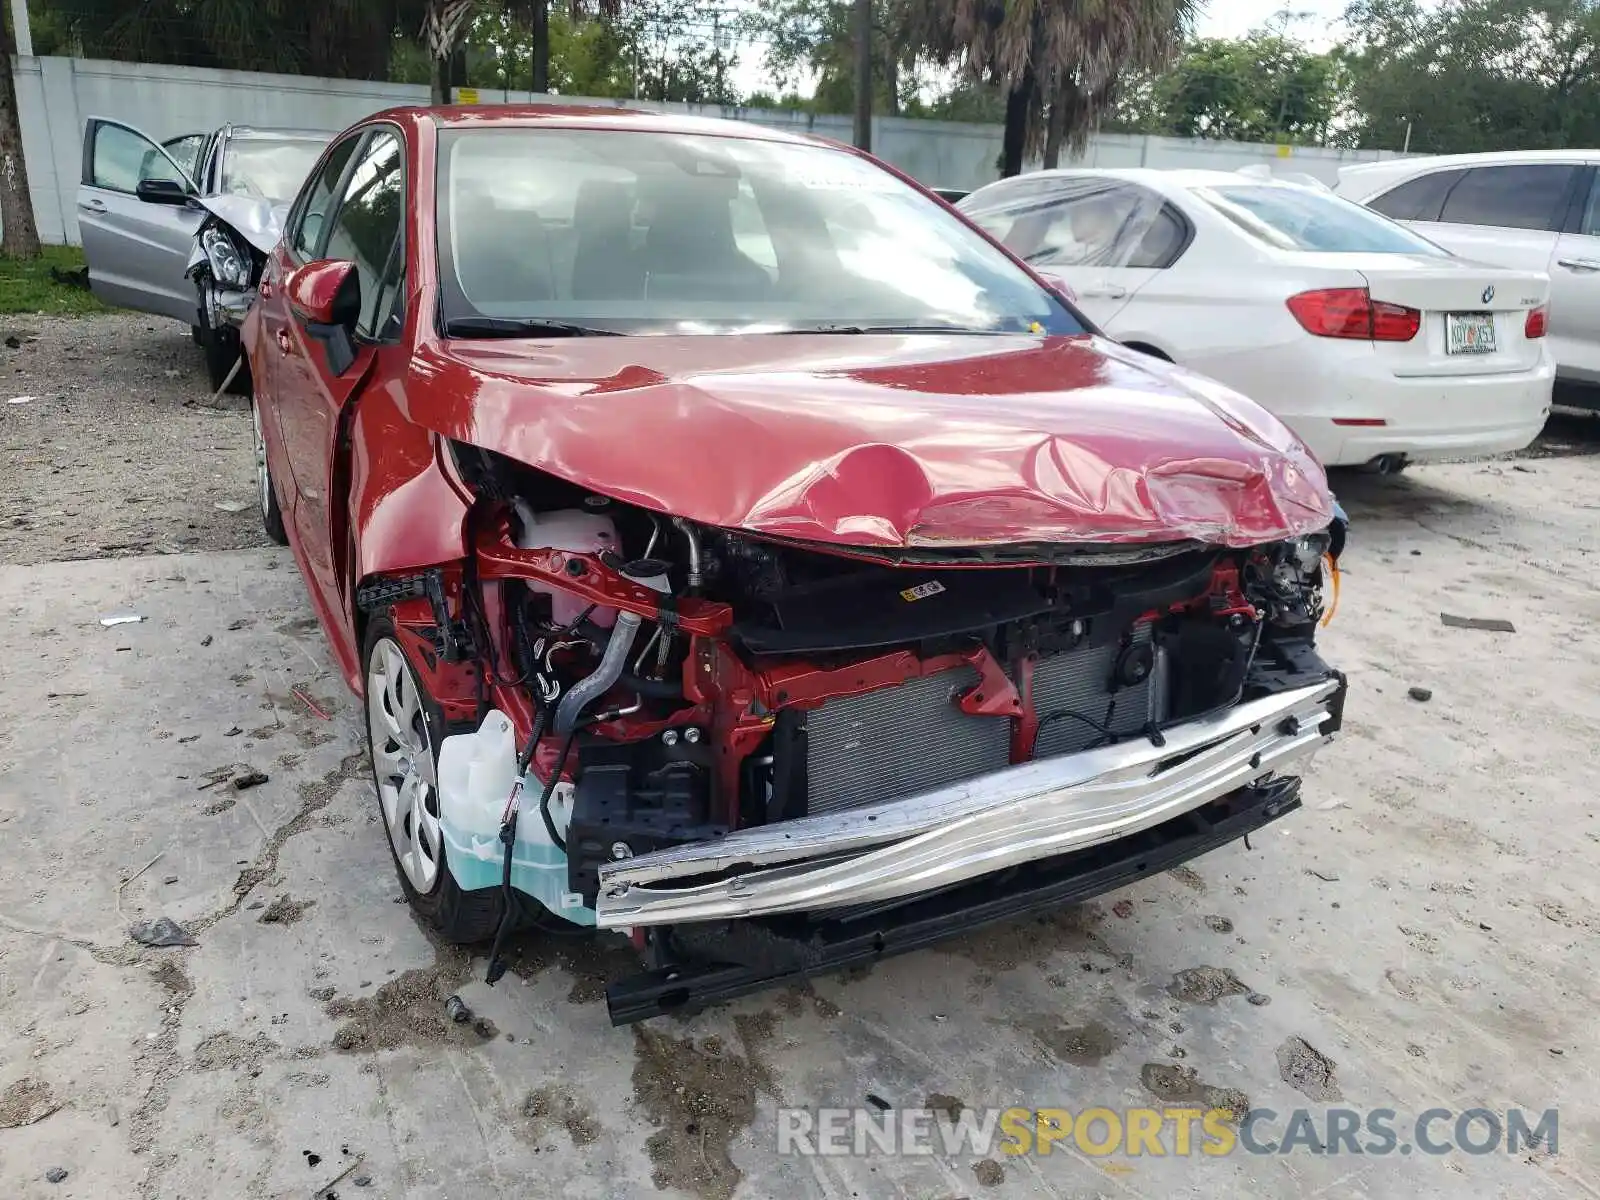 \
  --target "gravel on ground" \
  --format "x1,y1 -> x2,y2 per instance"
0,313 -> 265,566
